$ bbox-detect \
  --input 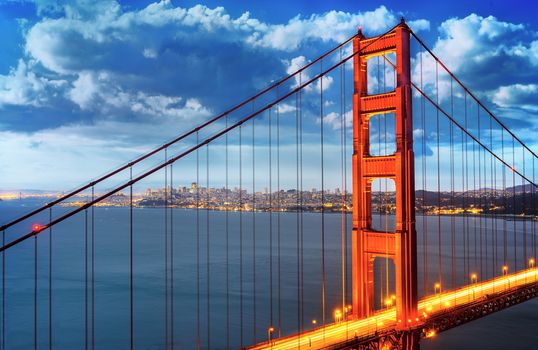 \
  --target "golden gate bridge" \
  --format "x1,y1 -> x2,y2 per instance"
0,19 -> 537,349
